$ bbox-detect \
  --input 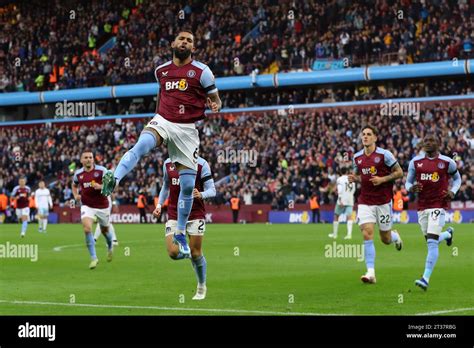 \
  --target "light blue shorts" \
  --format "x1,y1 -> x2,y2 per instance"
334,205 -> 353,217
